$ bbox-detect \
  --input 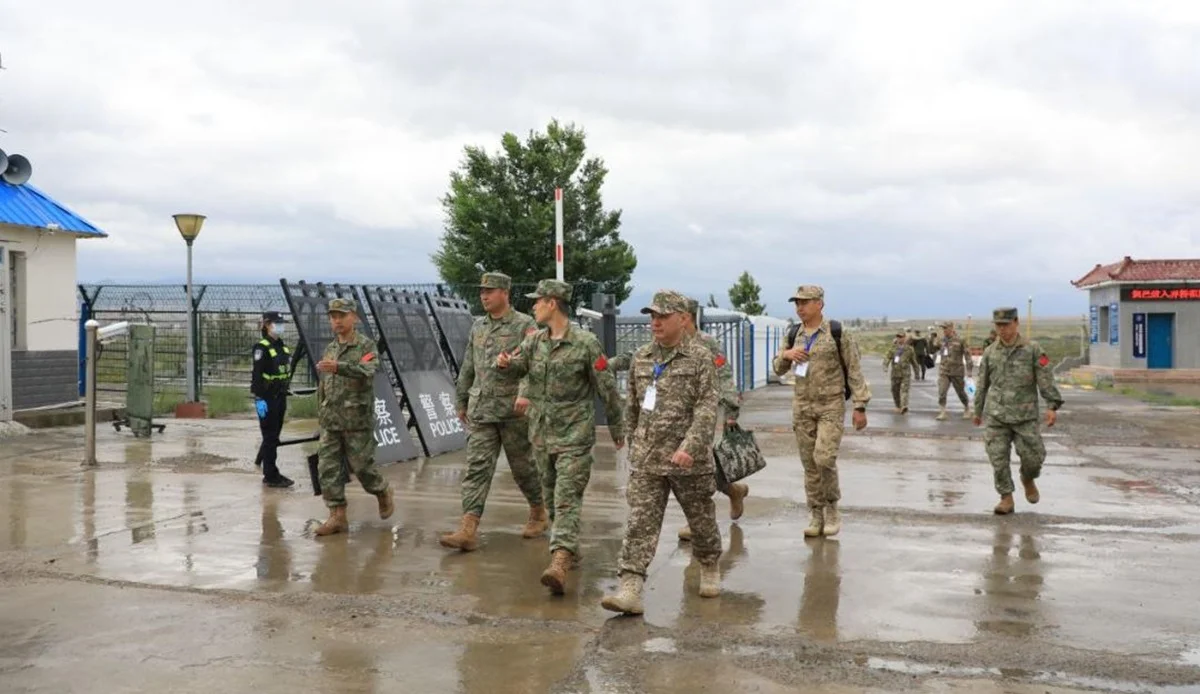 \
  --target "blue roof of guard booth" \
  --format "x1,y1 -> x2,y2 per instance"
0,180 -> 106,237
